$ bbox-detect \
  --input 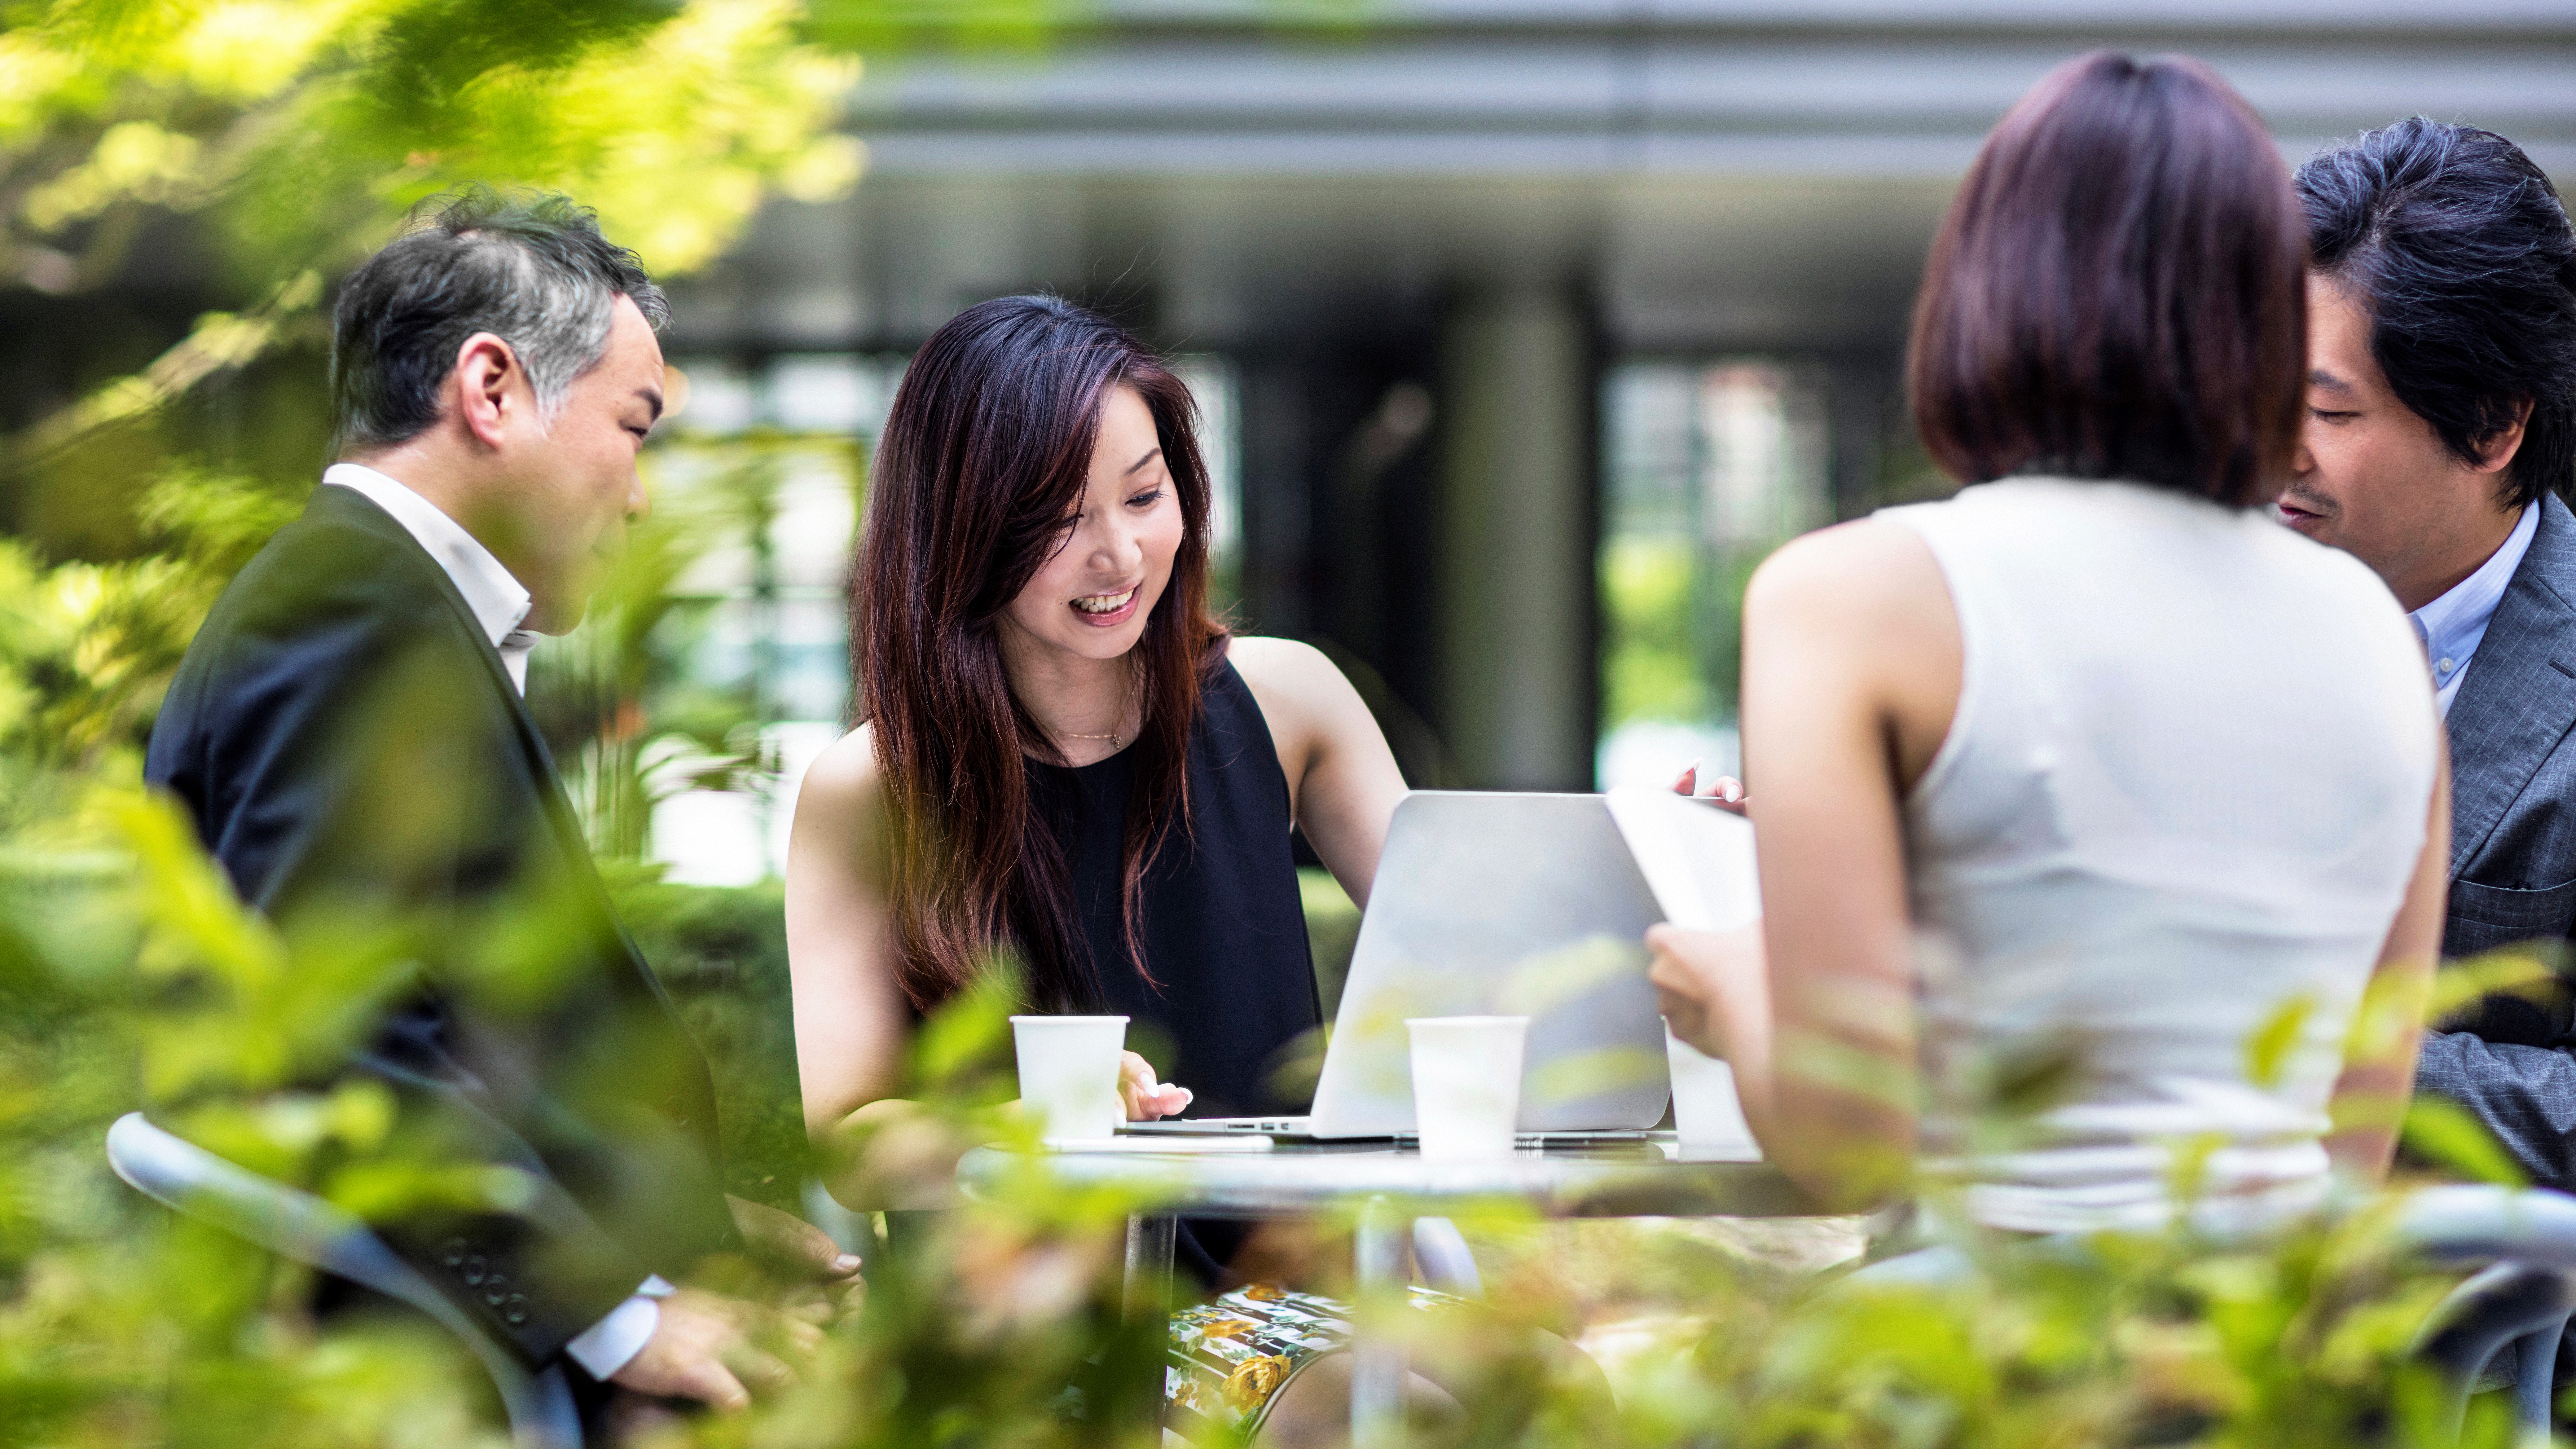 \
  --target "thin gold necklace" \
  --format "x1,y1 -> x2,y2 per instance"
1056,669 -> 1142,749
